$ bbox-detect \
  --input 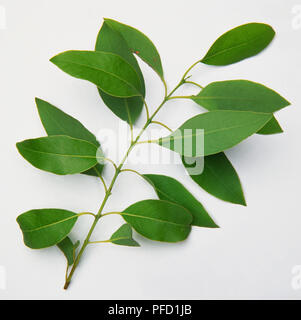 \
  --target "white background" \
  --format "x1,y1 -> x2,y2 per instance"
1,0 -> 301,300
